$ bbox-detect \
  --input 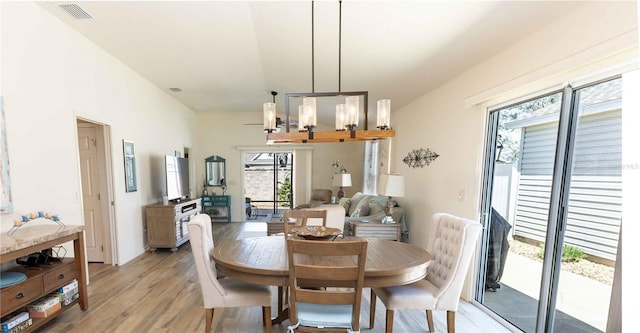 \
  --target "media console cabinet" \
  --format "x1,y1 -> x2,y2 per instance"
146,198 -> 202,251
0,225 -> 88,332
